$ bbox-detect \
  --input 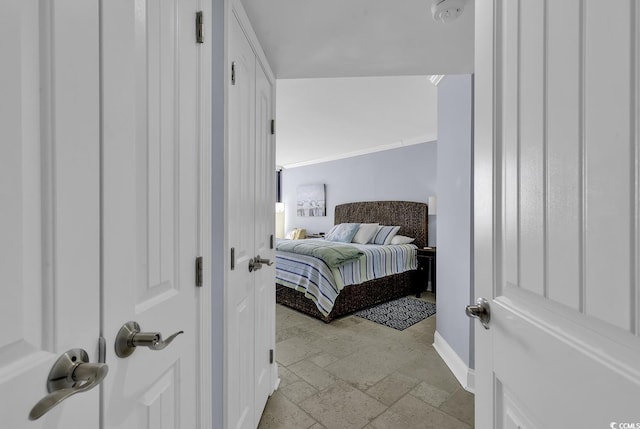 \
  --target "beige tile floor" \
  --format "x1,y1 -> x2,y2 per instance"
259,293 -> 474,429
